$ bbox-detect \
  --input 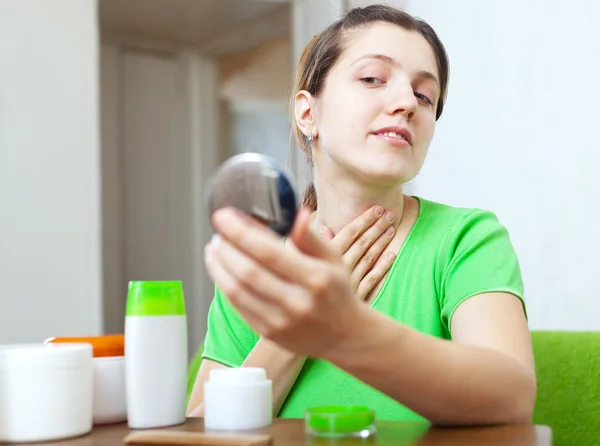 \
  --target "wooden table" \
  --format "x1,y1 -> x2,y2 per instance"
27,418 -> 552,445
